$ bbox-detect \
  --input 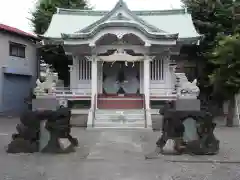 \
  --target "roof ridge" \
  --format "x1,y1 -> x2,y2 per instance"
56,8 -> 188,16
0,23 -> 38,39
